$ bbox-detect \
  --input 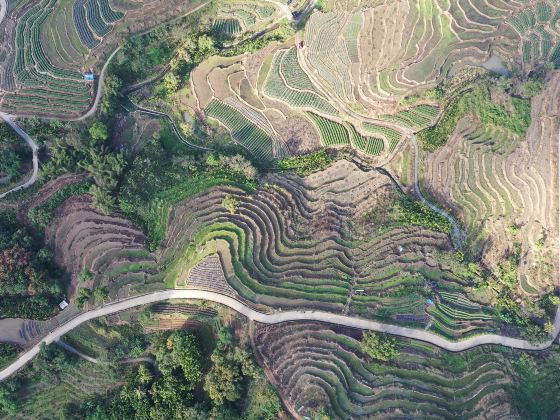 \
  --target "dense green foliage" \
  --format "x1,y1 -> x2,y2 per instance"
278,149 -> 334,176
0,344 -> 19,370
109,3 -> 216,88
391,197 -> 452,234
0,211 -> 63,319
360,332 -> 399,362
41,121 -> 125,214
0,123 -> 29,182
54,325 -> 280,420
70,331 -> 202,419
28,182 -> 91,228
418,81 -> 532,151
119,136 -> 256,250
220,20 -> 295,57
511,351 -> 560,419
